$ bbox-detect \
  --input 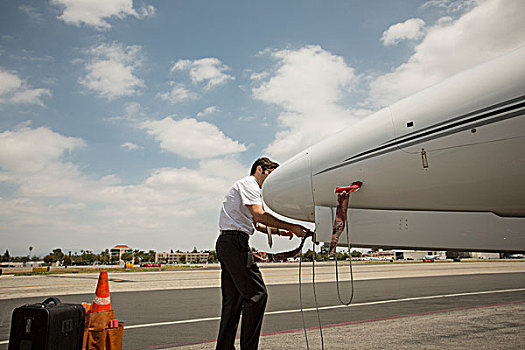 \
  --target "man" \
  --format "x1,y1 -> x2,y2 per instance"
216,157 -> 307,350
